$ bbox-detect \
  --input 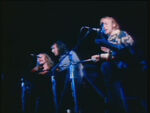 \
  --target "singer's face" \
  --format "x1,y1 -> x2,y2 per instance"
101,18 -> 114,35
37,54 -> 46,65
51,44 -> 59,56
